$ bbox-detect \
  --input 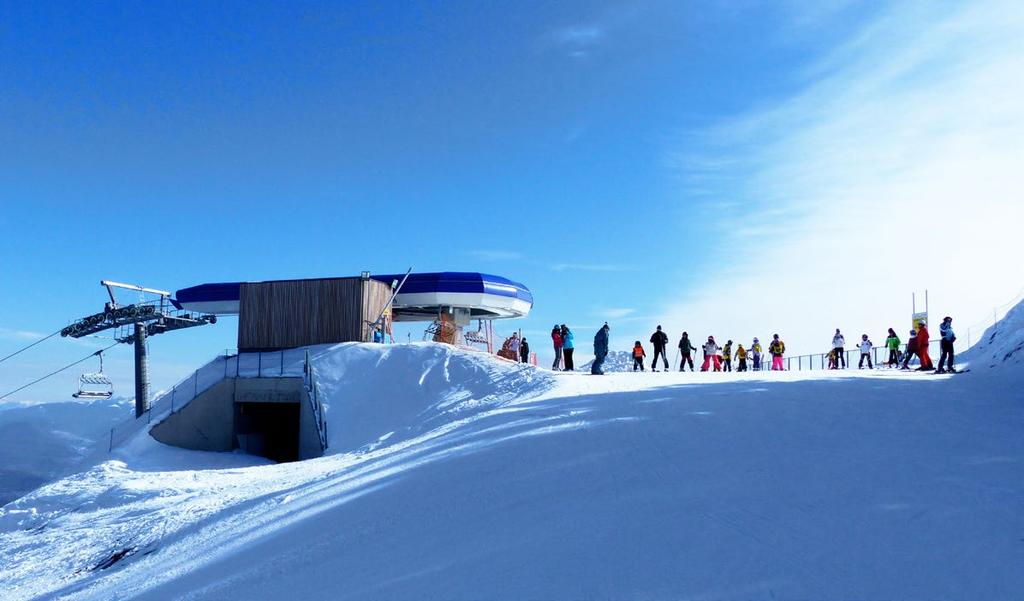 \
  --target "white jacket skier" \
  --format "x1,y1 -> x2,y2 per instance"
858,338 -> 872,354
